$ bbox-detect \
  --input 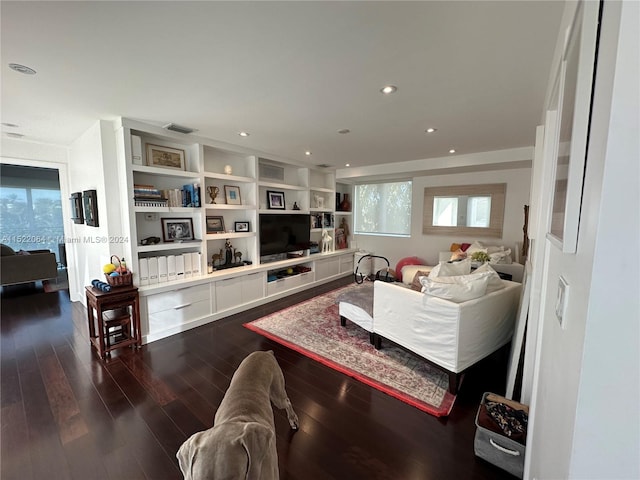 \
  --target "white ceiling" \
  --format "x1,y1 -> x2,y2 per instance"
1,1 -> 564,169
